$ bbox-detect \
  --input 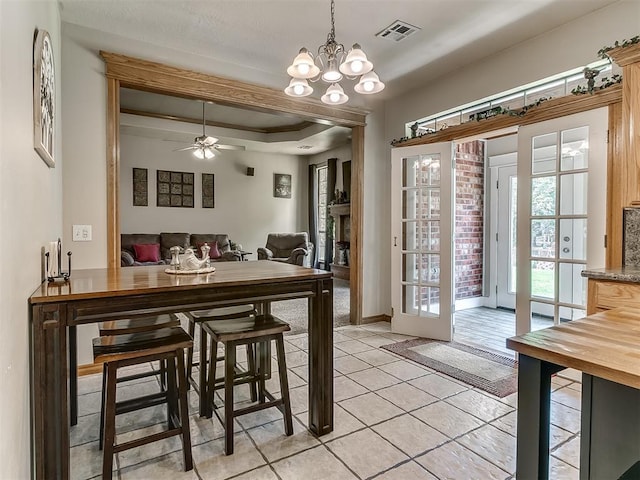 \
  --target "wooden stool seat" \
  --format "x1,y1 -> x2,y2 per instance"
184,304 -> 257,417
93,326 -> 193,479
98,313 -> 180,336
203,314 -> 293,455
